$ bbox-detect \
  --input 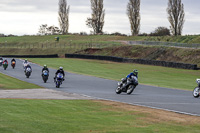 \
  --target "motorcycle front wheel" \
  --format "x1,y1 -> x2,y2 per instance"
43,76 -> 48,83
116,86 -> 122,94
56,81 -> 60,88
127,85 -> 135,95
193,87 -> 200,98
